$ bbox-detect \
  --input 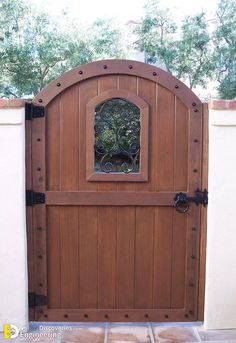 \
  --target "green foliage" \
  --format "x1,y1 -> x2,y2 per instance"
0,0 -> 127,97
174,13 -> 214,89
136,1 -> 214,89
213,0 -> 236,99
